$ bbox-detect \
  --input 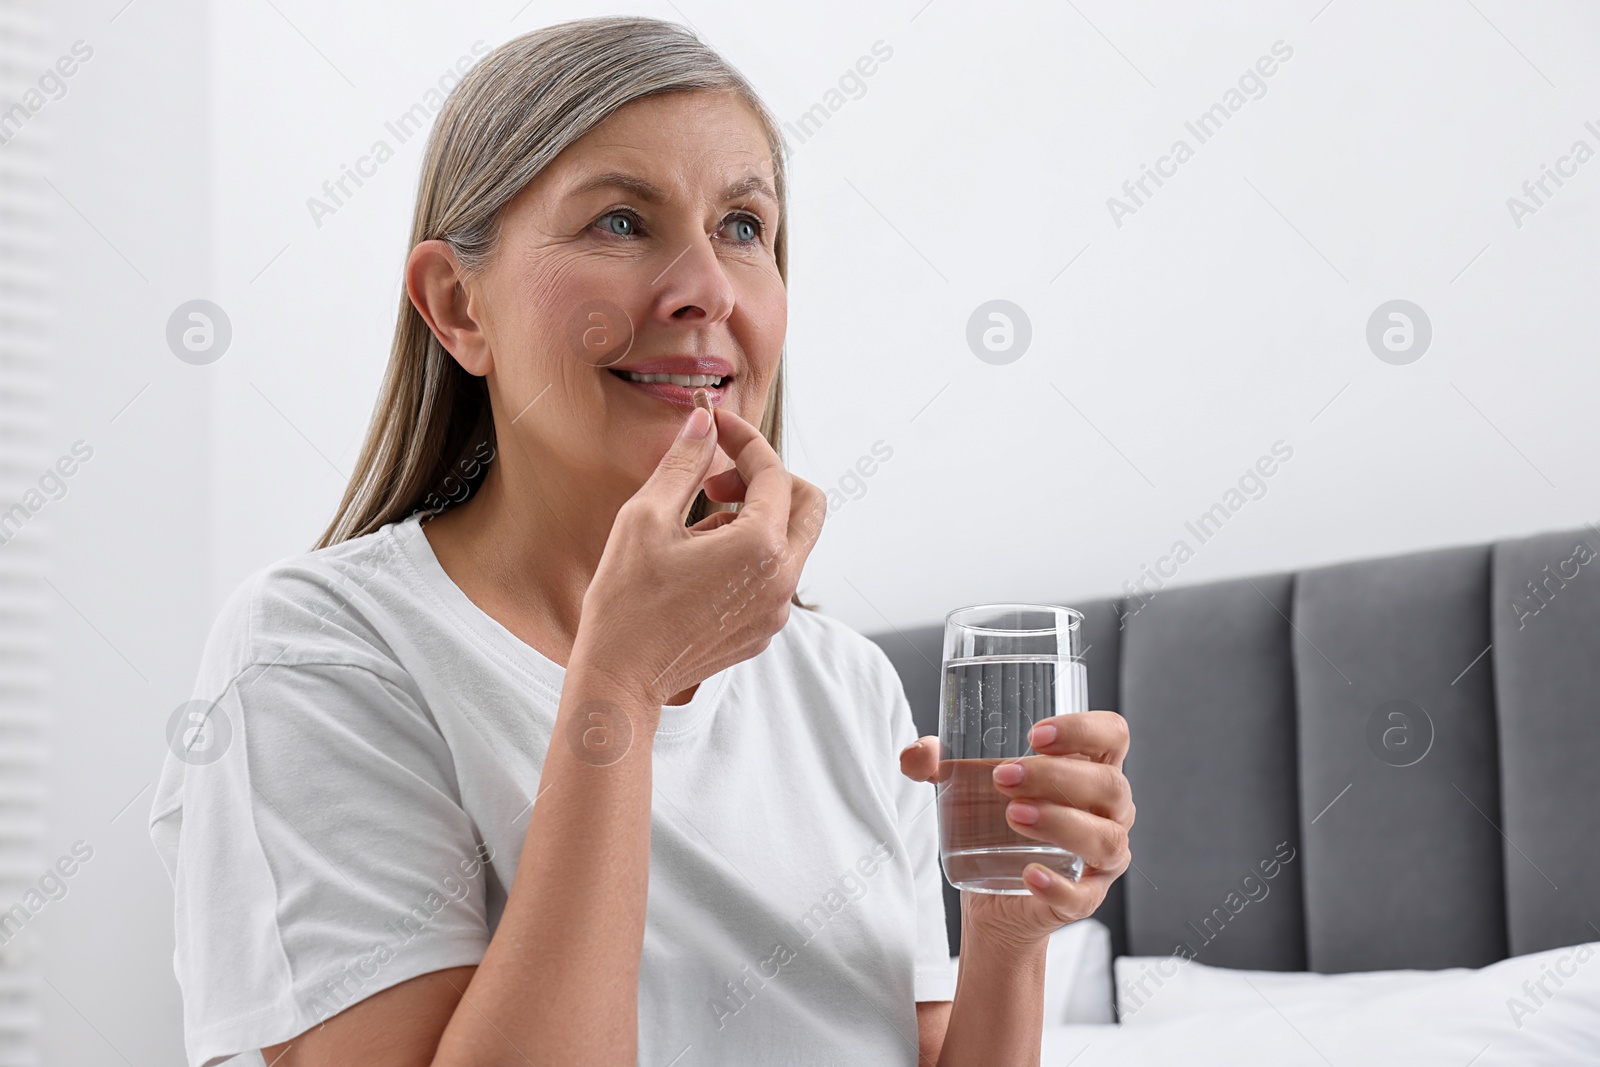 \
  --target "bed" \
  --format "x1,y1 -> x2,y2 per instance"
866,524 -> 1600,1064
